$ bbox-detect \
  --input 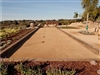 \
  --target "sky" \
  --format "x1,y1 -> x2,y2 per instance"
0,0 -> 100,21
